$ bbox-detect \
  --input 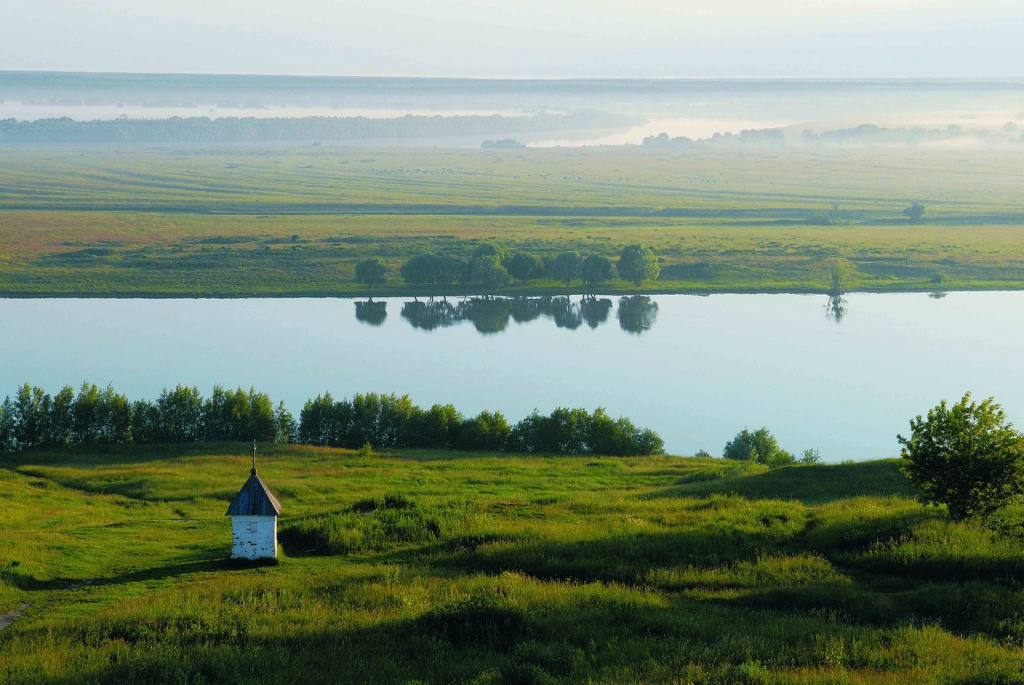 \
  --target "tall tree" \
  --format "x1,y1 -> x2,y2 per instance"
354,258 -> 388,292
617,244 -> 660,287
400,254 -> 465,291
464,253 -> 511,290
903,202 -> 926,223
581,255 -> 613,289
504,253 -> 545,284
551,251 -> 583,287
